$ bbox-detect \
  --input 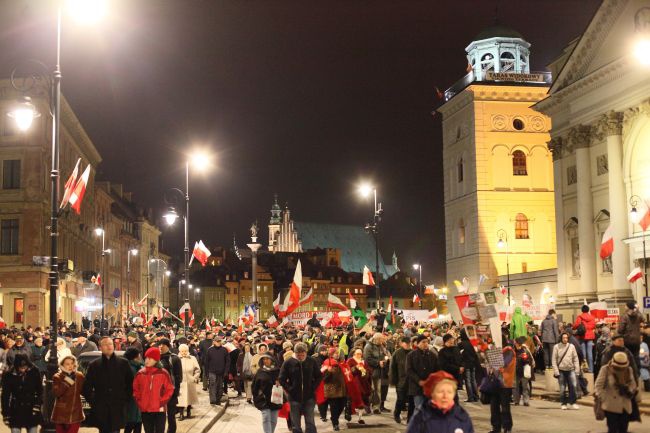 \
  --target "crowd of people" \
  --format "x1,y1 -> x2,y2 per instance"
0,301 -> 647,433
